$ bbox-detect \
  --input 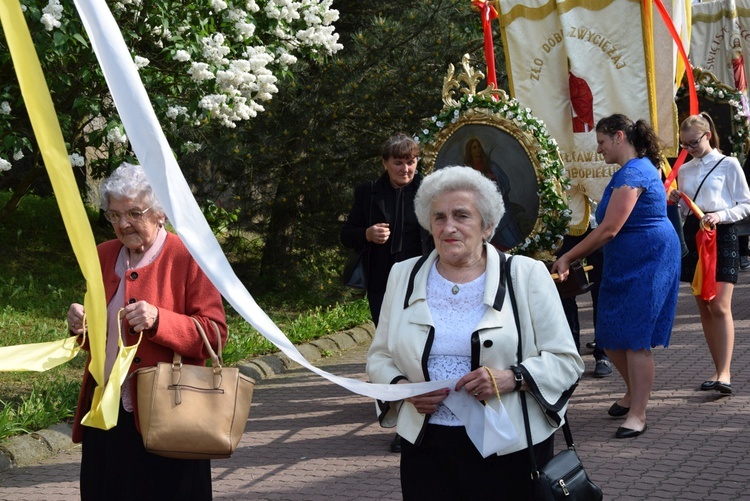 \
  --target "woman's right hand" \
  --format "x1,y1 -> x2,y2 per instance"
668,188 -> 681,204
398,380 -> 450,414
67,303 -> 85,336
366,223 -> 390,244
550,255 -> 571,282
